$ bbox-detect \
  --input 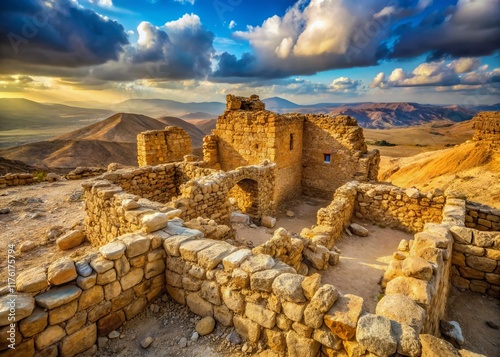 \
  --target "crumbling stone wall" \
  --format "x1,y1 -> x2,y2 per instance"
137,126 -> 192,167
450,226 -> 500,298
465,201 -> 500,231
0,167 -> 105,188
83,162 -> 276,246
302,115 -> 379,197
355,184 -> 445,233
472,111 -> 500,144
1,231 -> 168,357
